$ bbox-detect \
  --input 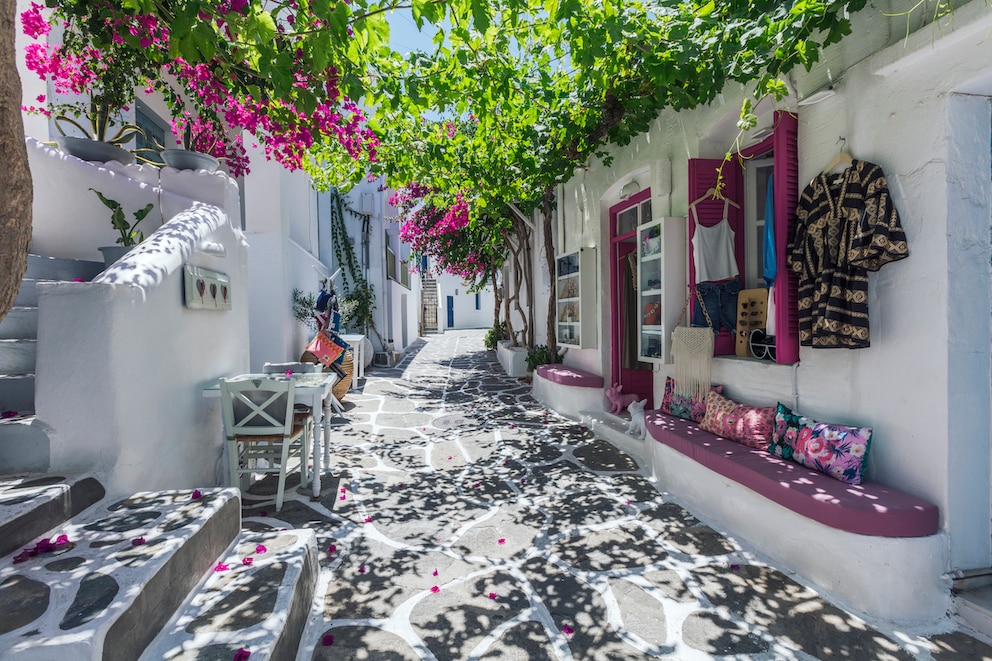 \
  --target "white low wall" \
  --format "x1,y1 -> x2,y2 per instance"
496,341 -> 528,378
645,438 -> 949,626
531,372 -> 607,421
32,148 -> 249,495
